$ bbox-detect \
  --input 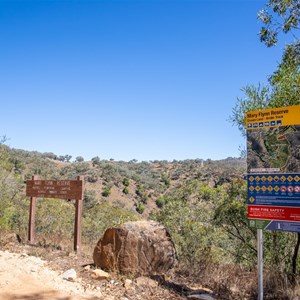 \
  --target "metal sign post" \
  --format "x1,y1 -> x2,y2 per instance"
257,229 -> 263,300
